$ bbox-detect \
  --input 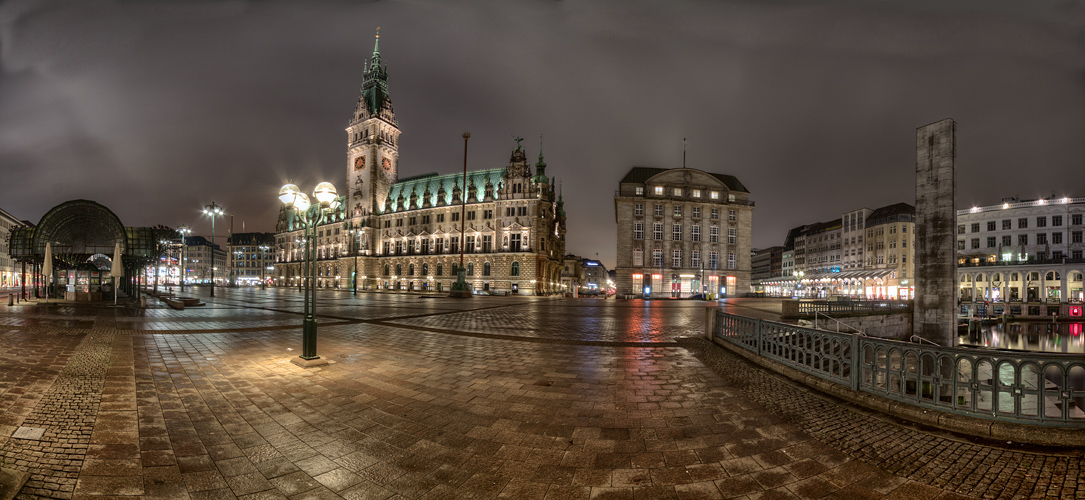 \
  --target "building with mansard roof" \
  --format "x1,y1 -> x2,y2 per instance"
613,166 -> 754,299
273,33 -> 567,295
